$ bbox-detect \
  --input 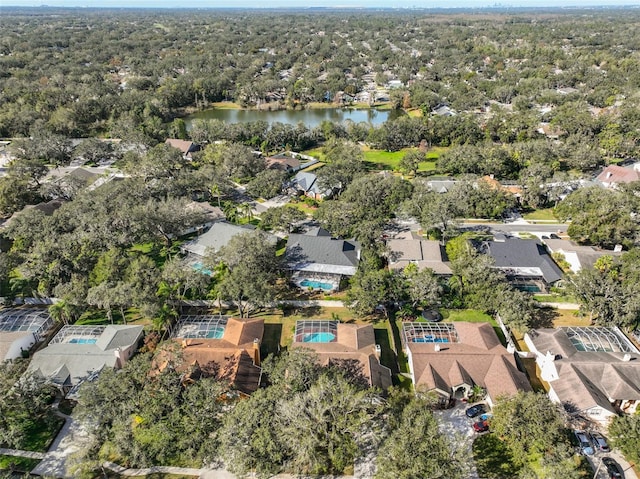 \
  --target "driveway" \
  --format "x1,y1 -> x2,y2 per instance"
433,402 -> 481,479
588,451 -> 638,479
31,415 -> 91,478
